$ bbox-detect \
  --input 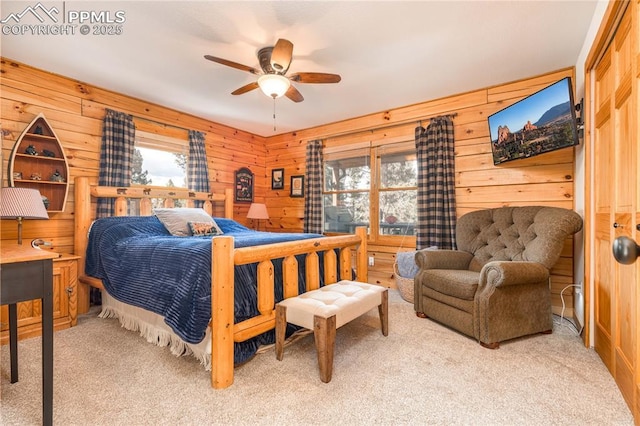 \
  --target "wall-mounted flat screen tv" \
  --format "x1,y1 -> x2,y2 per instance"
488,77 -> 579,165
